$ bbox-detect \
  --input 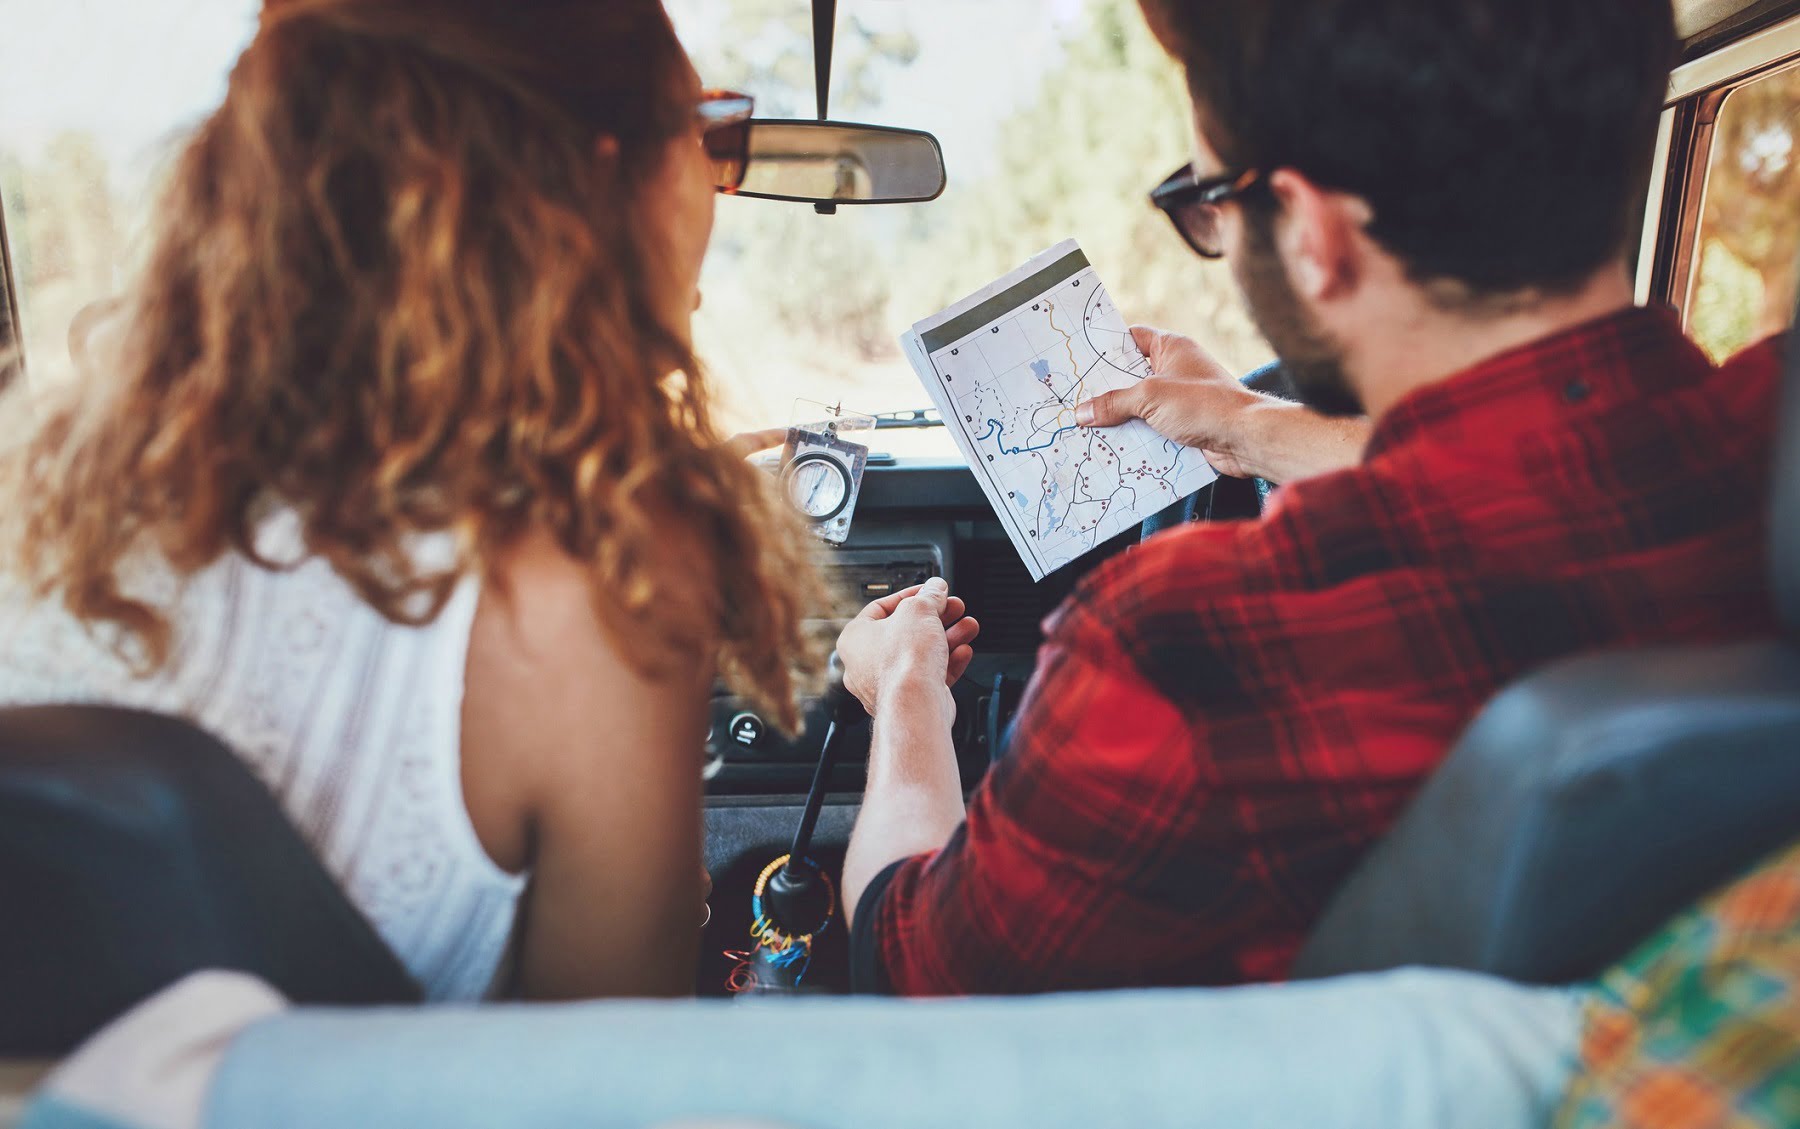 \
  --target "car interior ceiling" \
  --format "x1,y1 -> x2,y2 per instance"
1677,0 -> 1796,45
